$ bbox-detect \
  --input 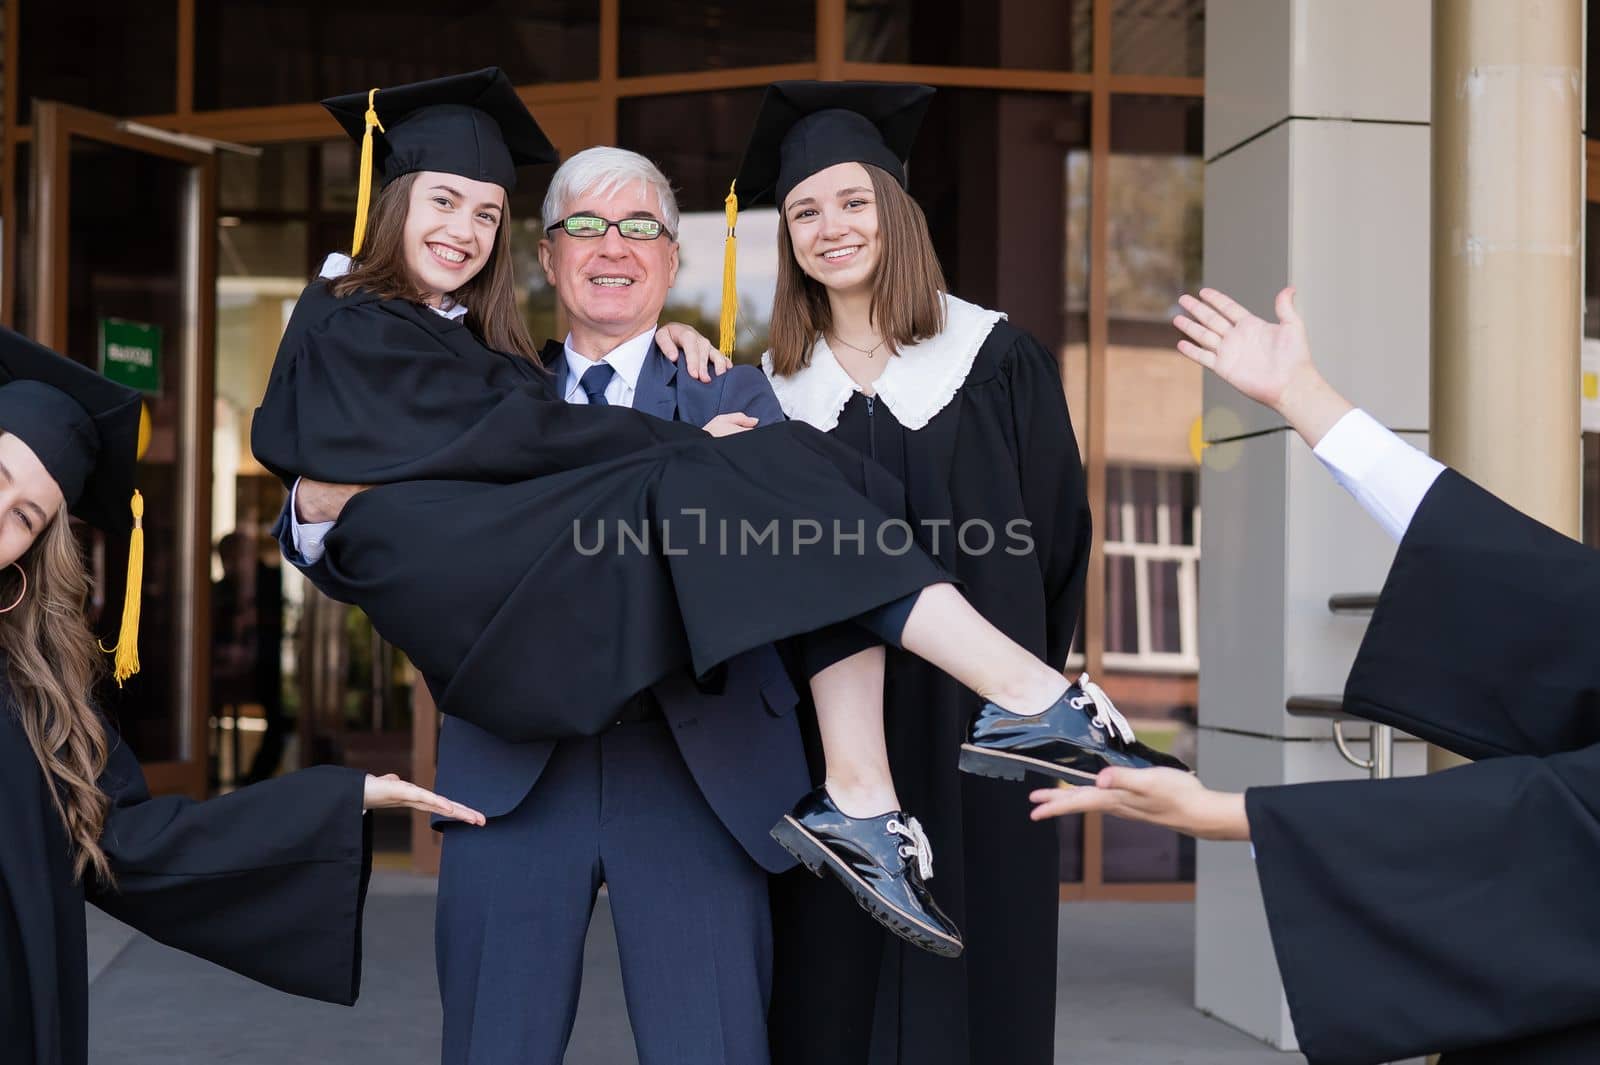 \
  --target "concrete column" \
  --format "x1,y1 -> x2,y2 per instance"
1197,1 -> 1433,1053
1432,0 -> 1583,534
1429,0 -> 1583,775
